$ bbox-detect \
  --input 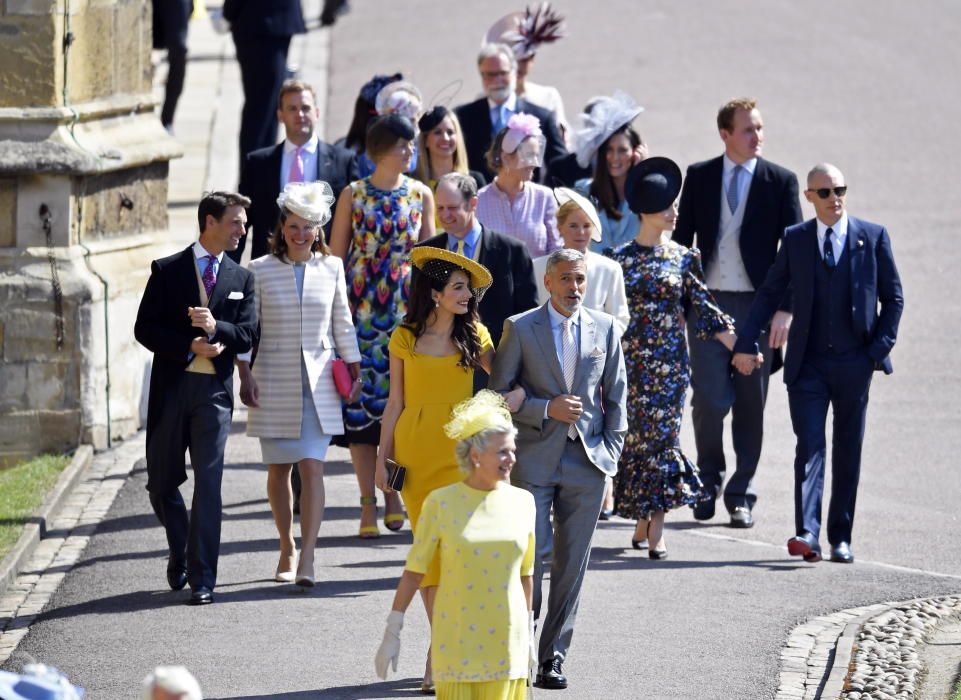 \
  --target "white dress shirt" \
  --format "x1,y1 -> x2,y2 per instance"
280,133 -> 320,190
816,212 -> 849,262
